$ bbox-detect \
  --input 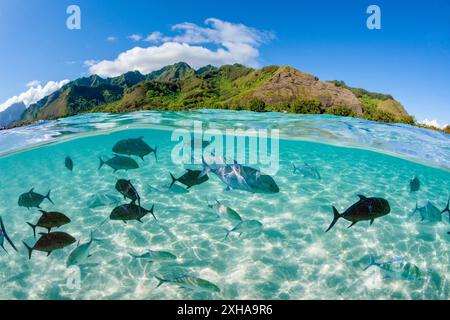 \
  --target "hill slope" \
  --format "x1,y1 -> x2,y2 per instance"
17,63 -> 414,126
0,102 -> 26,127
